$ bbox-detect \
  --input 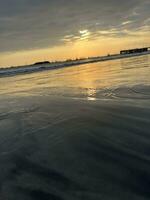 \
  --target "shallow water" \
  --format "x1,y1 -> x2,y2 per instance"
0,55 -> 150,199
